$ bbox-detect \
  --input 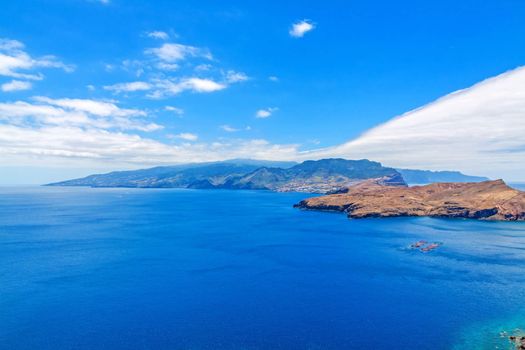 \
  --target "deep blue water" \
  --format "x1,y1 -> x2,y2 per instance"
1,187 -> 525,349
